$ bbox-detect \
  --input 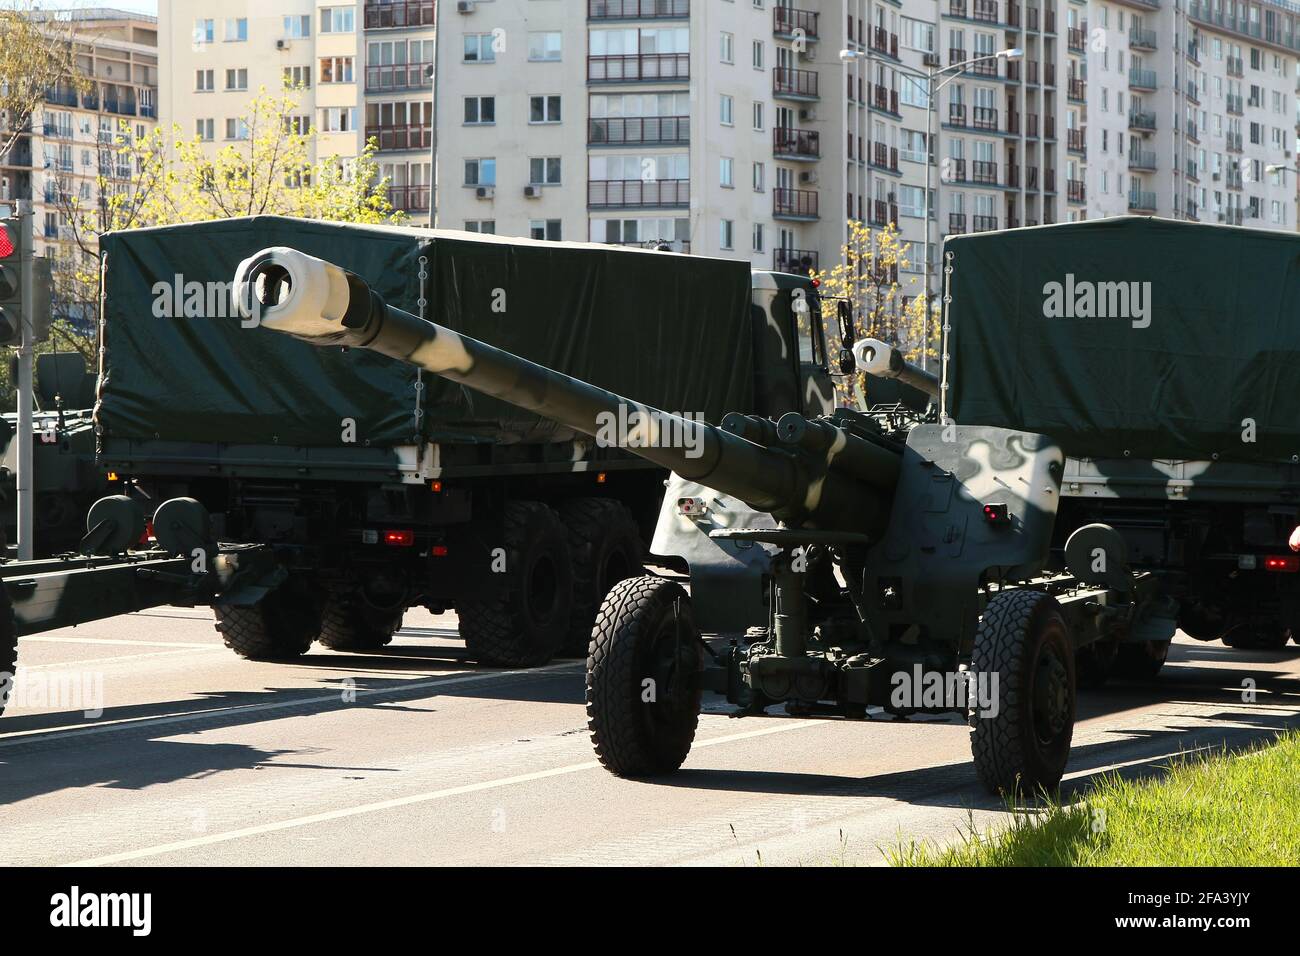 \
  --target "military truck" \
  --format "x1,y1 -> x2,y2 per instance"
229,243 -> 1170,794
941,216 -> 1300,671
94,217 -> 832,667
